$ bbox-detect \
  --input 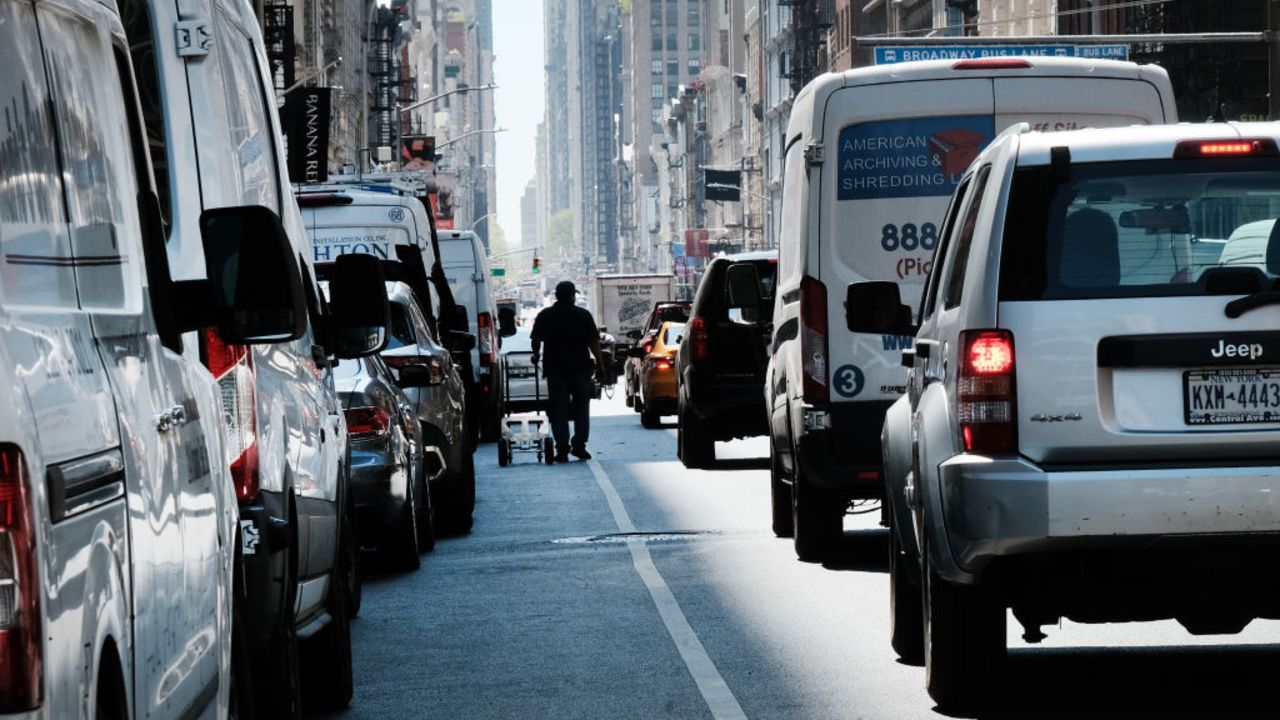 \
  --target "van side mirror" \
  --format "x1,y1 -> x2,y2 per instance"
846,281 -> 916,335
448,304 -> 470,332
726,264 -> 763,309
328,254 -> 390,358
183,205 -> 307,343
447,330 -> 477,352
497,307 -> 518,337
